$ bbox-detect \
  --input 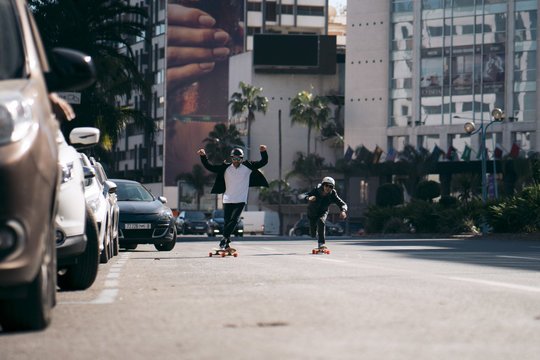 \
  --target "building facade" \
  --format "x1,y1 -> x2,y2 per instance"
345,0 -> 538,166
113,0 -> 166,193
